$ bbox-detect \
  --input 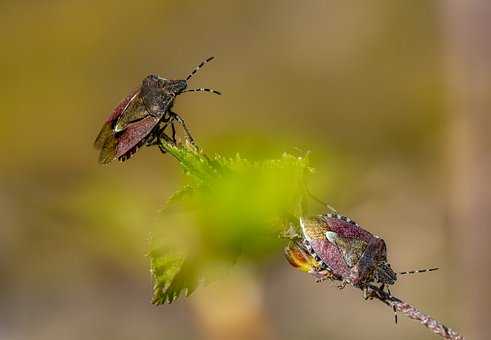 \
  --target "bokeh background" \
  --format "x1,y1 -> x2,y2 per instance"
1,1 -> 490,339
